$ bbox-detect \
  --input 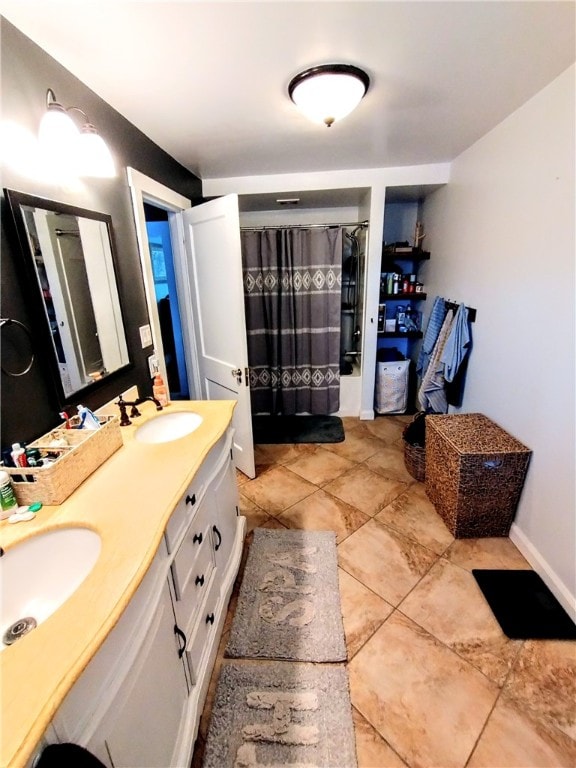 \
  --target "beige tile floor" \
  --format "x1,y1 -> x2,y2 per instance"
192,416 -> 576,768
